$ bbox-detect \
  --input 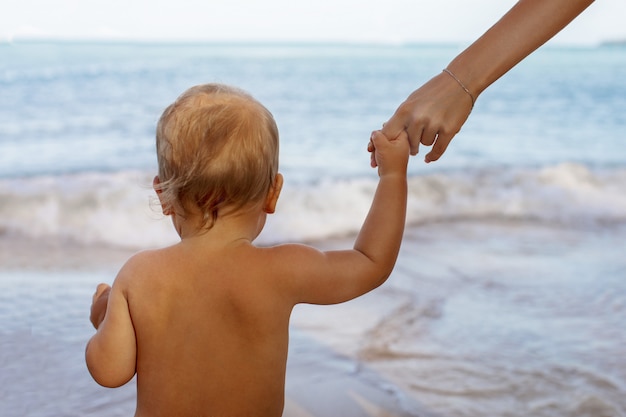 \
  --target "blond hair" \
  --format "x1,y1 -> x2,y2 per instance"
155,83 -> 279,229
